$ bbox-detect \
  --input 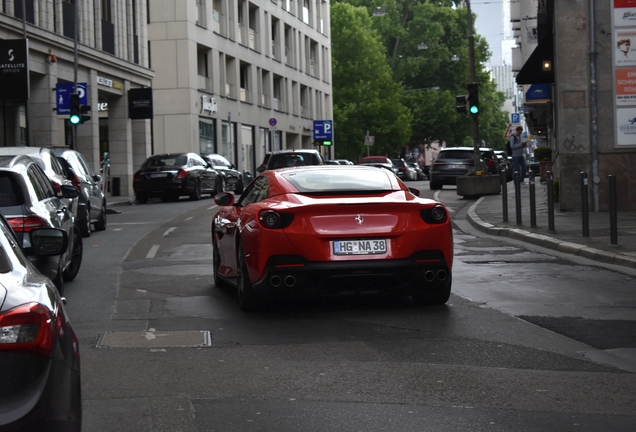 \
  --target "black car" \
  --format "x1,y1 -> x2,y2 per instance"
256,149 -> 324,174
0,211 -> 82,431
429,147 -> 497,190
201,153 -> 244,194
52,147 -> 107,237
0,155 -> 81,294
133,153 -> 219,203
